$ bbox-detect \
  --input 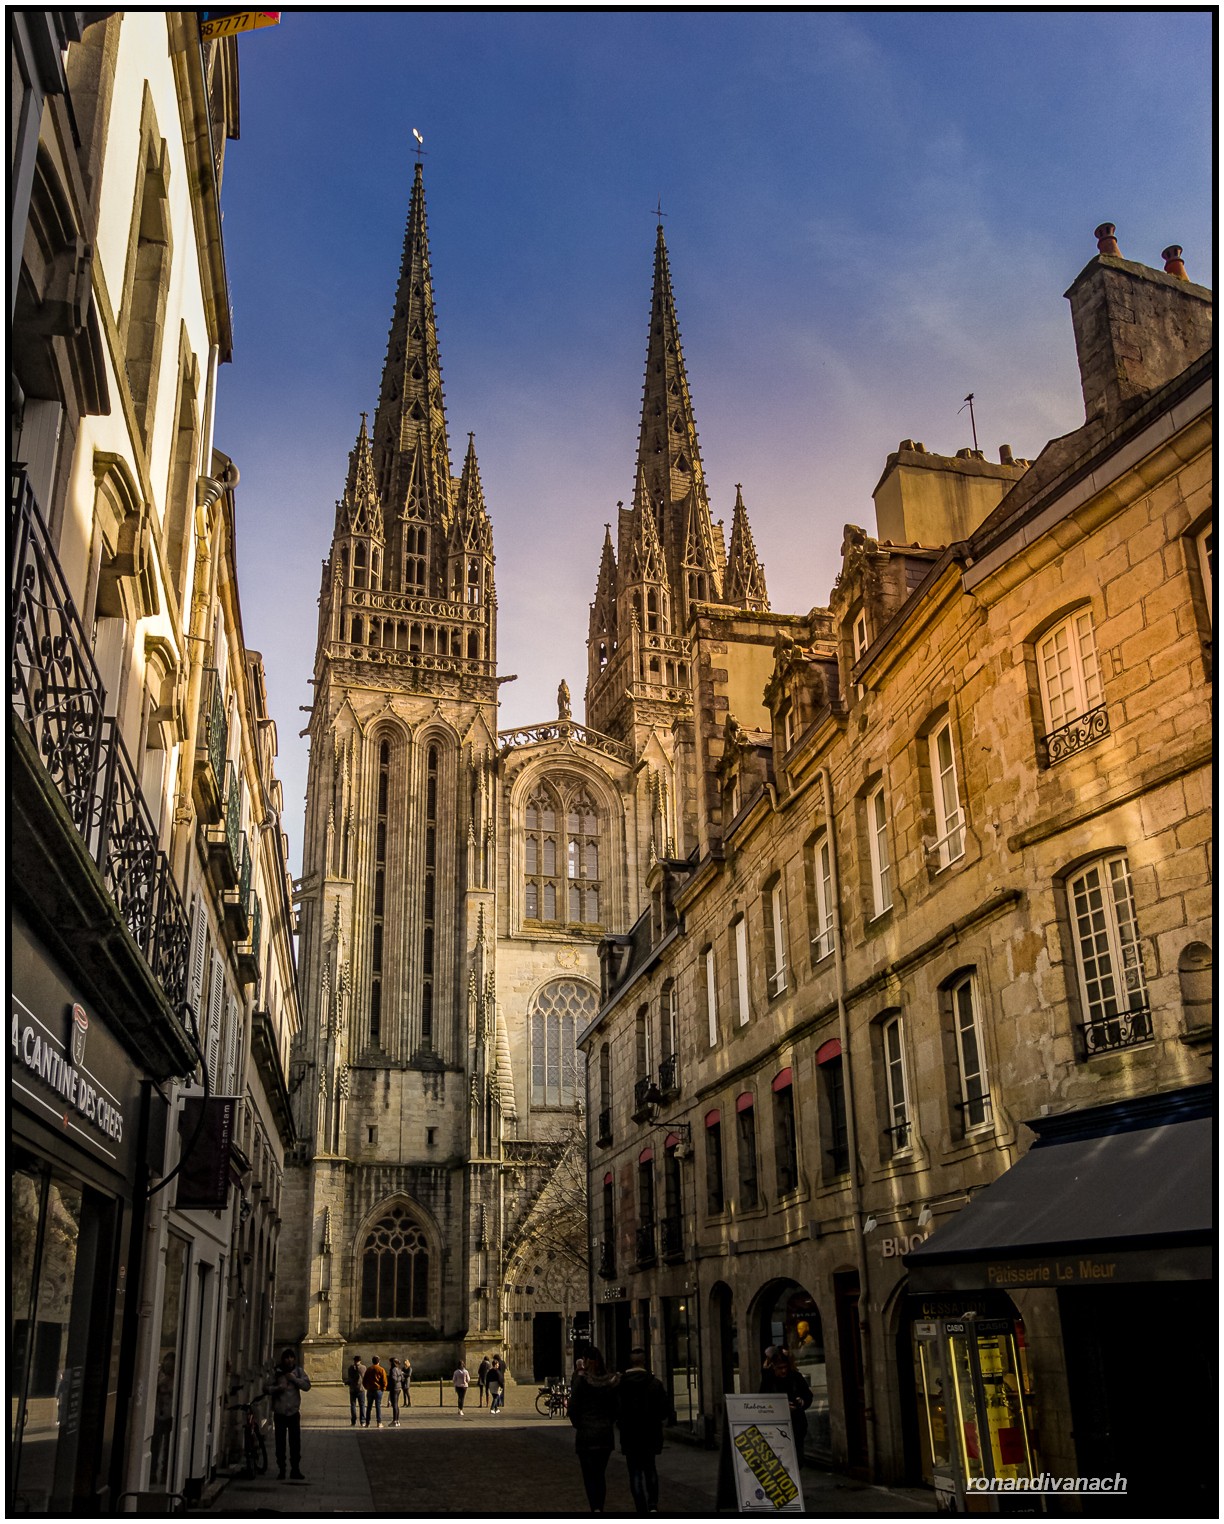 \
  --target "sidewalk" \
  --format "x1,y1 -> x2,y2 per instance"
209,1383 -> 935,1516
